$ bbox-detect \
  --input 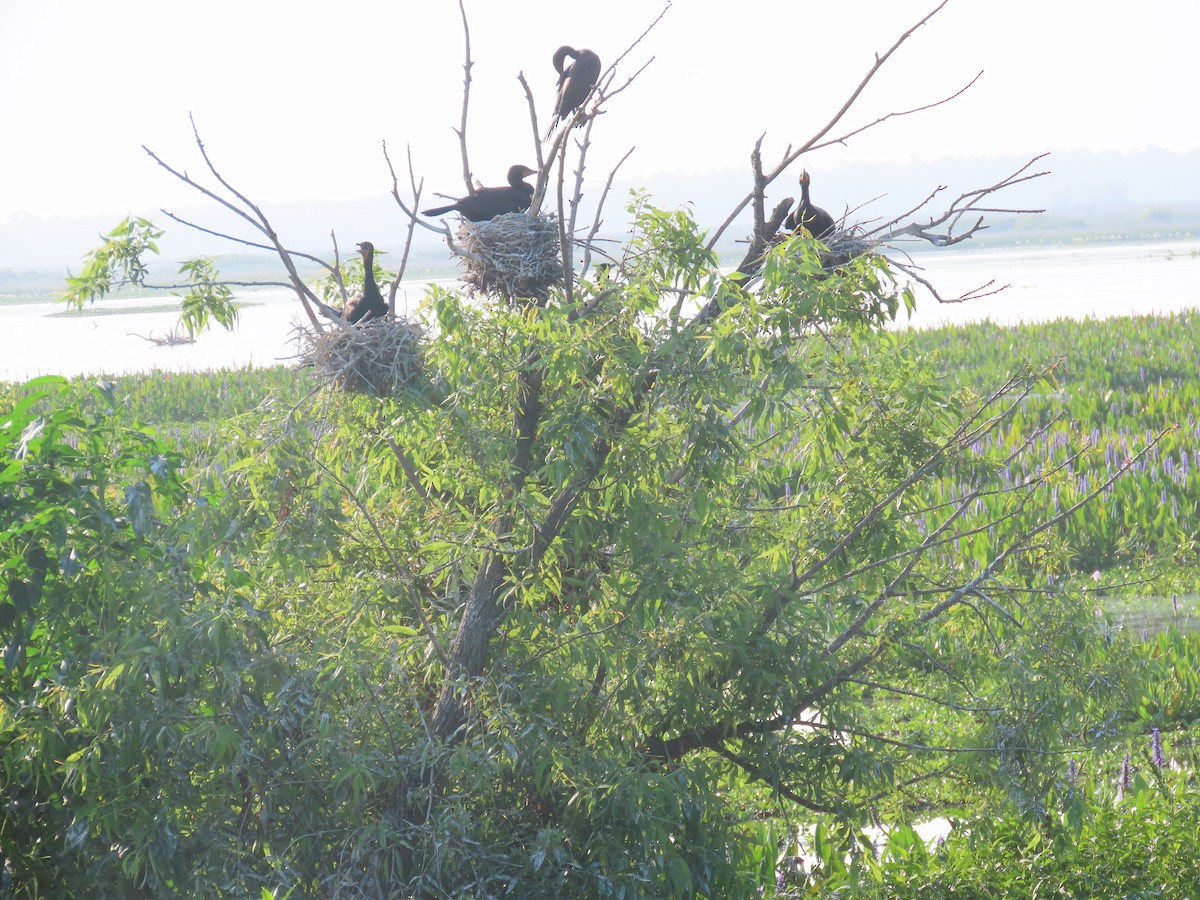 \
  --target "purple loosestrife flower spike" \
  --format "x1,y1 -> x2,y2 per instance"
1151,728 -> 1165,768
